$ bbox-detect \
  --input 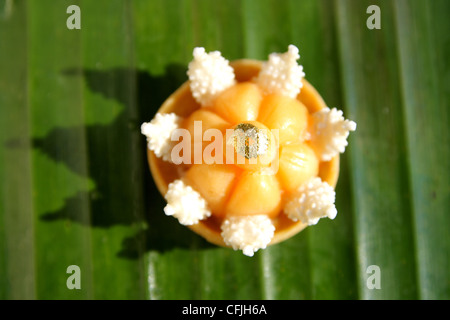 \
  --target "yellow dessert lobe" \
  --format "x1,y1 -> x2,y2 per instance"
212,82 -> 262,124
184,108 -> 230,134
184,164 -> 239,218
277,142 -> 319,192
257,93 -> 309,144
183,108 -> 230,164
225,172 -> 281,218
